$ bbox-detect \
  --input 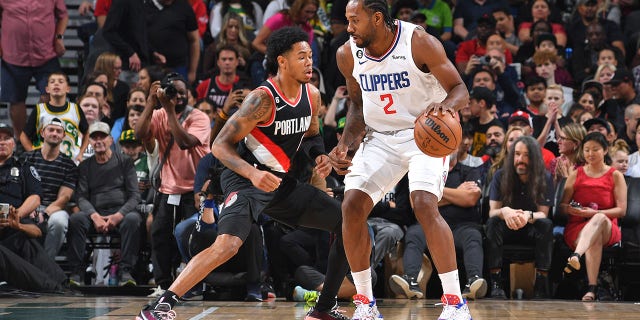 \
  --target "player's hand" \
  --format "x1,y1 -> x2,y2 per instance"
424,102 -> 455,118
328,144 -> 352,175
249,169 -> 282,192
314,154 -> 332,178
